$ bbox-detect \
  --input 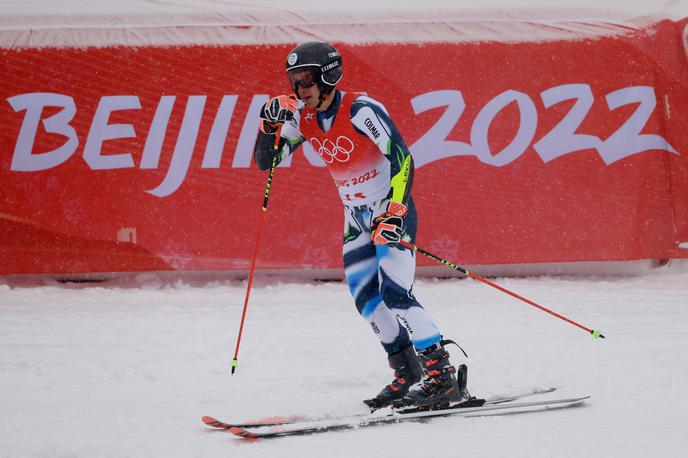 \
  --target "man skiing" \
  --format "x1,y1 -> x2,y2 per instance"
253,41 -> 470,409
